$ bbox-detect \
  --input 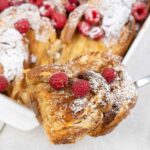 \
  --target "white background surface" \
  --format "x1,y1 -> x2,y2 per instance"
0,22 -> 150,150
